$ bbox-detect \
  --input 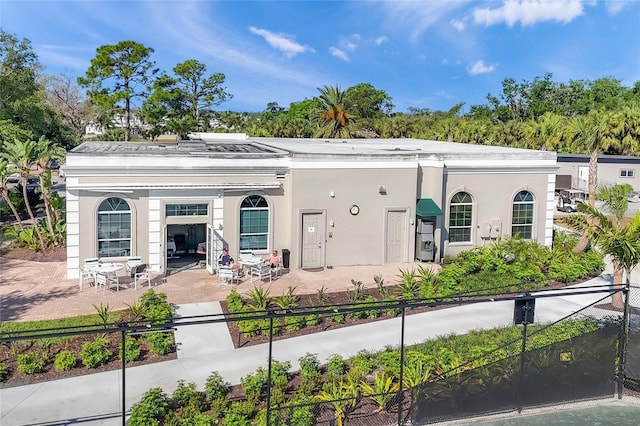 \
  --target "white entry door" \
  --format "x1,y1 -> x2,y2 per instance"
205,224 -> 224,274
385,210 -> 407,263
302,213 -> 323,268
